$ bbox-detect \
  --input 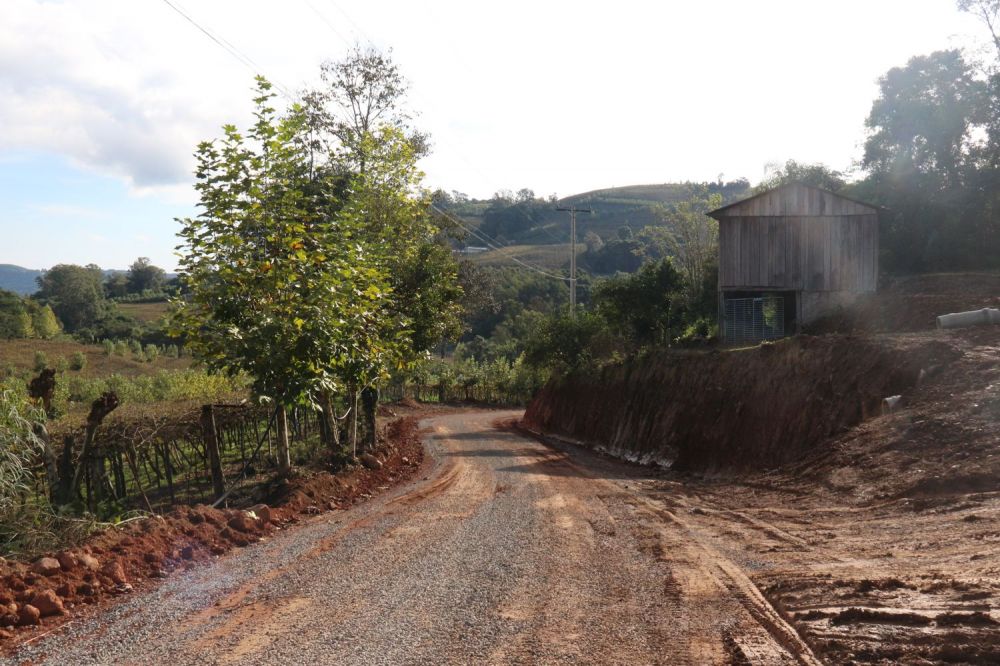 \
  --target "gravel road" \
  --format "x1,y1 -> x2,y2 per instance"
6,410 -> 818,665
